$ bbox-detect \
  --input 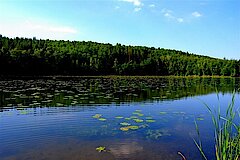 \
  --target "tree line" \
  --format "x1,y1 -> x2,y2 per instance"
0,36 -> 239,76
